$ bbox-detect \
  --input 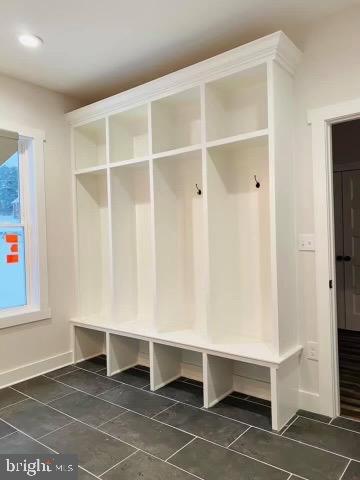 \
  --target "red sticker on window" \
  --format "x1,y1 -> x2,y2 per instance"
5,234 -> 18,243
7,255 -> 19,264
10,244 -> 18,253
